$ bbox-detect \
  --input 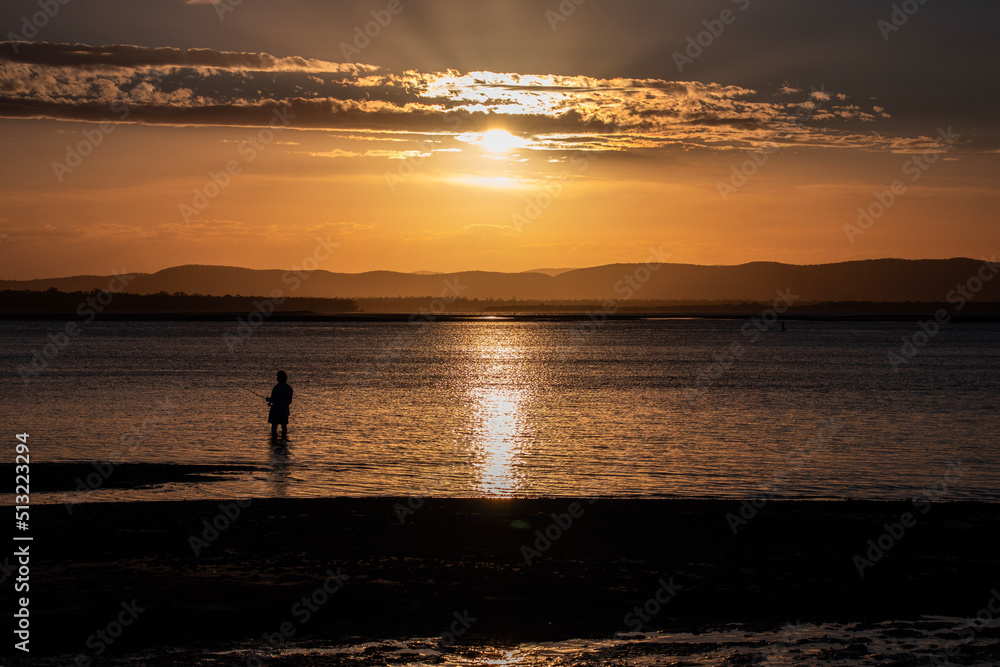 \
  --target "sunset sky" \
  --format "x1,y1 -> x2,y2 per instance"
1,0 -> 998,279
